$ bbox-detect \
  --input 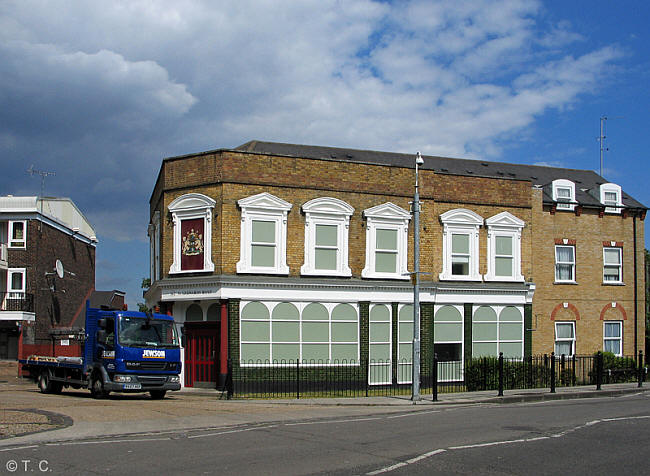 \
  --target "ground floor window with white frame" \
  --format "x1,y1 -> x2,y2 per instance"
397,304 -> 413,384
603,321 -> 622,356
434,305 -> 464,381
368,304 -> 392,385
472,305 -> 523,359
240,301 -> 359,365
554,321 -> 575,356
